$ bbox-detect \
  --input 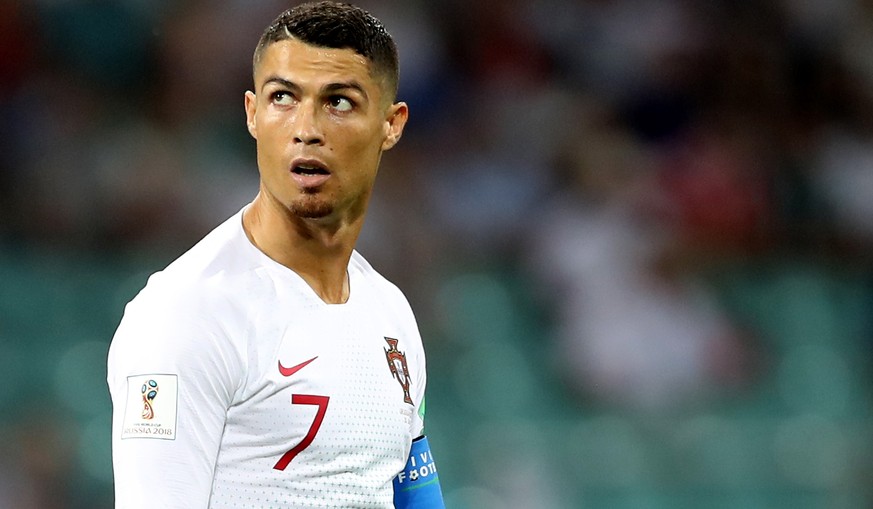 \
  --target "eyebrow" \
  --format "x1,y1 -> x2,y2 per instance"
261,76 -> 369,101
261,76 -> 299,93
324,81 -> 368,100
